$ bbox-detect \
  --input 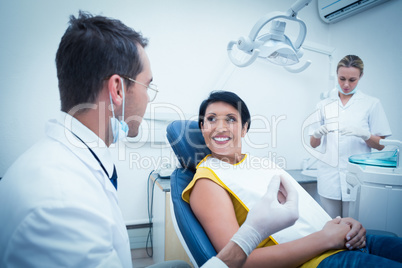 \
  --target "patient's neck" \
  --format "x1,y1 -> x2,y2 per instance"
211,152 -> 245,165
